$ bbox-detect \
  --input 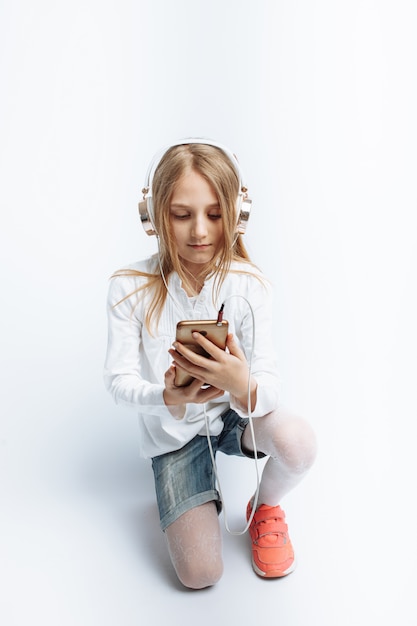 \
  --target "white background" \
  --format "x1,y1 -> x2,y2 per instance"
1,1 -> 416,624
